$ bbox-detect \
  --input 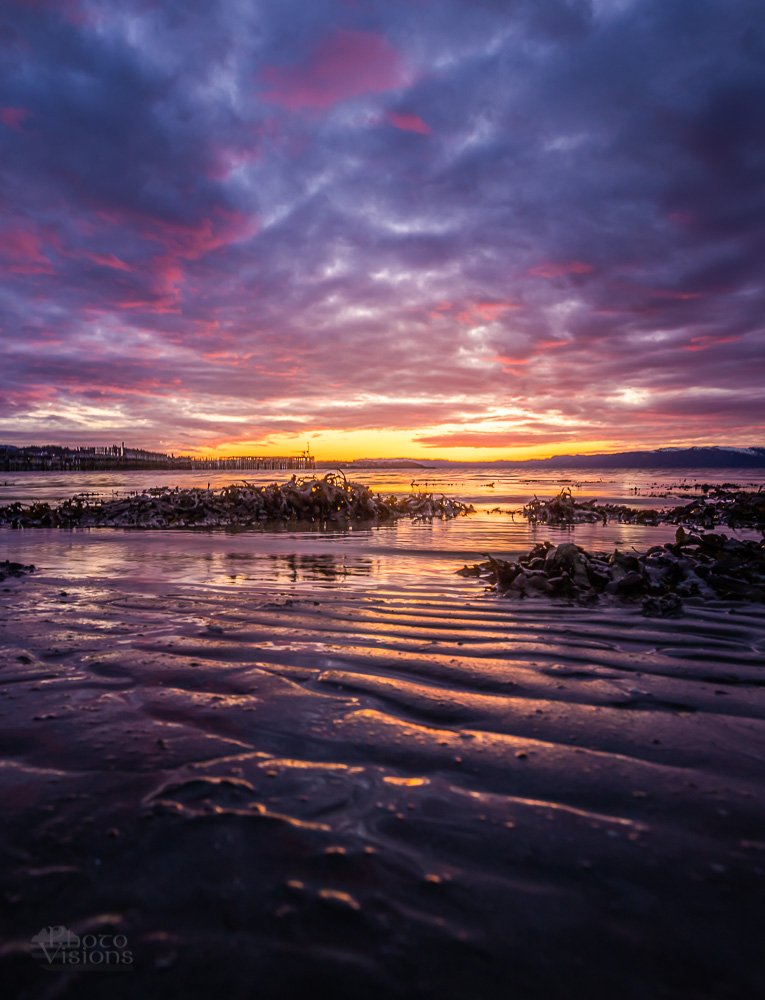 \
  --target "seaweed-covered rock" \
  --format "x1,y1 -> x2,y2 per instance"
458,532 -> 765,613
